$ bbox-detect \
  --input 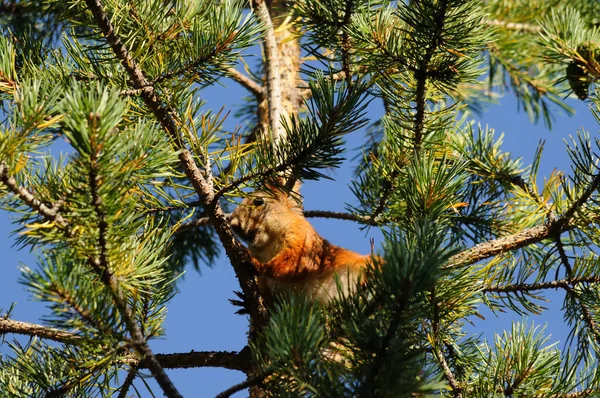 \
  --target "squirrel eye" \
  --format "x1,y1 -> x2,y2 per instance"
253,197 -> 265,206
